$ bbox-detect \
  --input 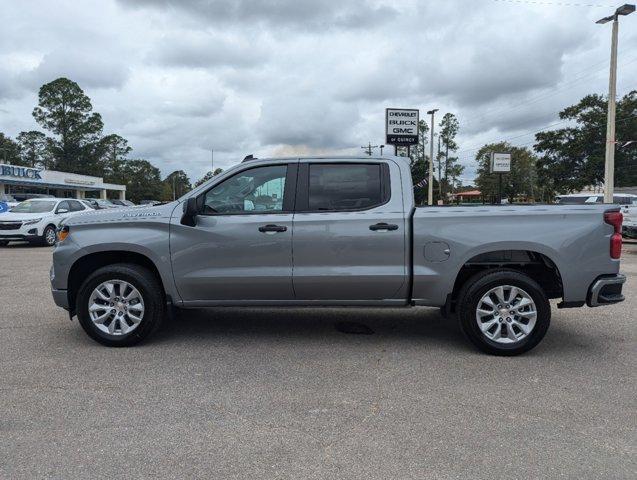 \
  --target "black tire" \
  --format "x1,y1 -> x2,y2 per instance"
456,269 -> 551,356
76,263 -> 165,347
0,240 -> 8,247
40,224 -> 57,246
